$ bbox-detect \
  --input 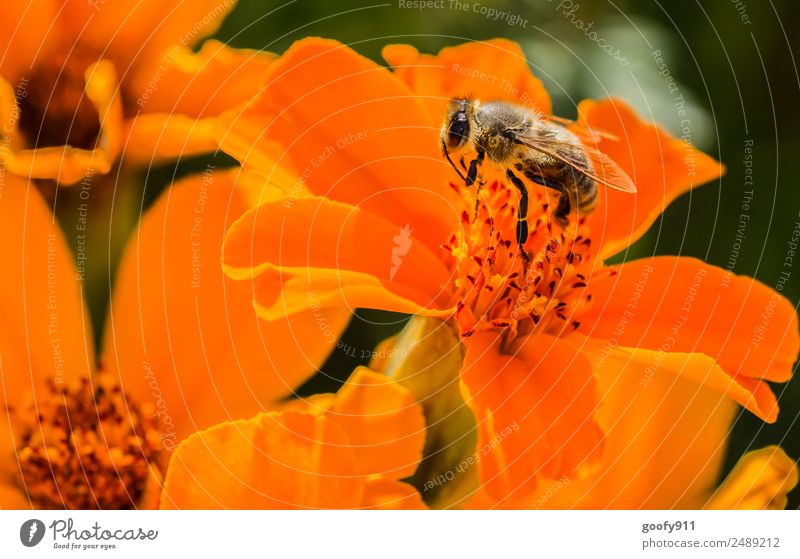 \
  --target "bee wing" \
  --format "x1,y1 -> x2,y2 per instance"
515,134 -> 637,193
545,115 -> 620,142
